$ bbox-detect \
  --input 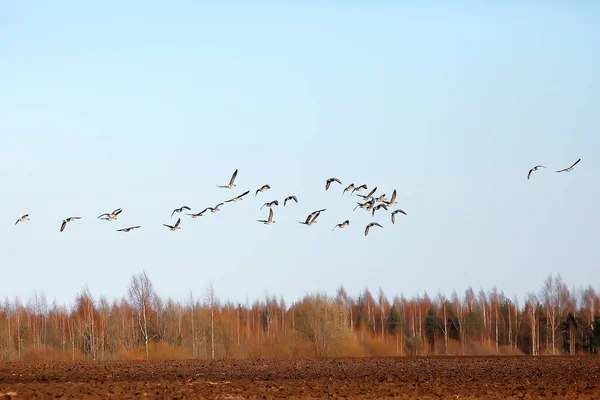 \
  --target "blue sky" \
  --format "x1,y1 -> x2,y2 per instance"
1,2 -> 598,307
